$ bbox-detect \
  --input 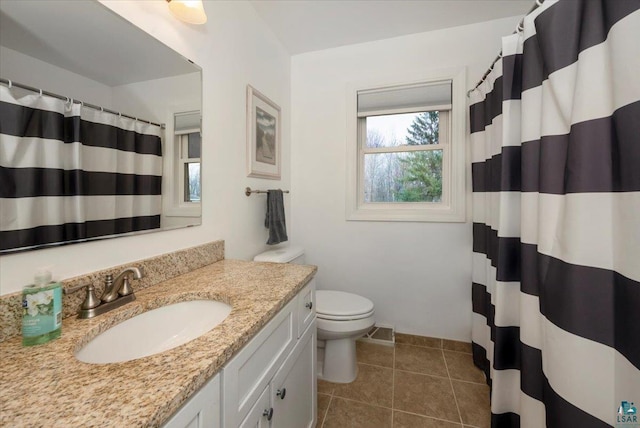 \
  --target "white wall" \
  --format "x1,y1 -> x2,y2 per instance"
0,1 -> 291,294
111,72 -> 201,125
0,46 -> 113,108
290,17 -> 519,341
